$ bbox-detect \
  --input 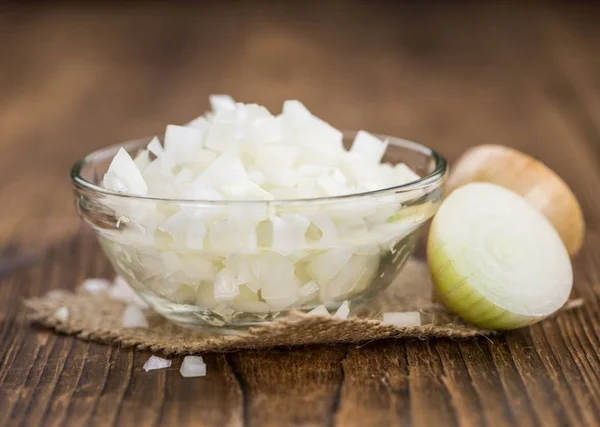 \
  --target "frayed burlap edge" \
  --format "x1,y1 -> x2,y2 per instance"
24,260 -> 493,355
